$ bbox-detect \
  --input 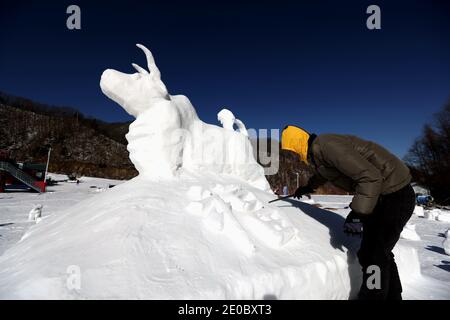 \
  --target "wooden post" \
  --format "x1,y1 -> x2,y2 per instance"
44,147 -> 51,182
